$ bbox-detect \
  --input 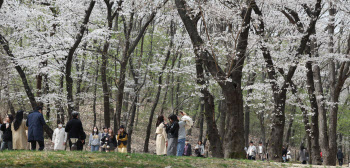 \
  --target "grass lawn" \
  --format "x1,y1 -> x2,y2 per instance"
0,151 -> 333,168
